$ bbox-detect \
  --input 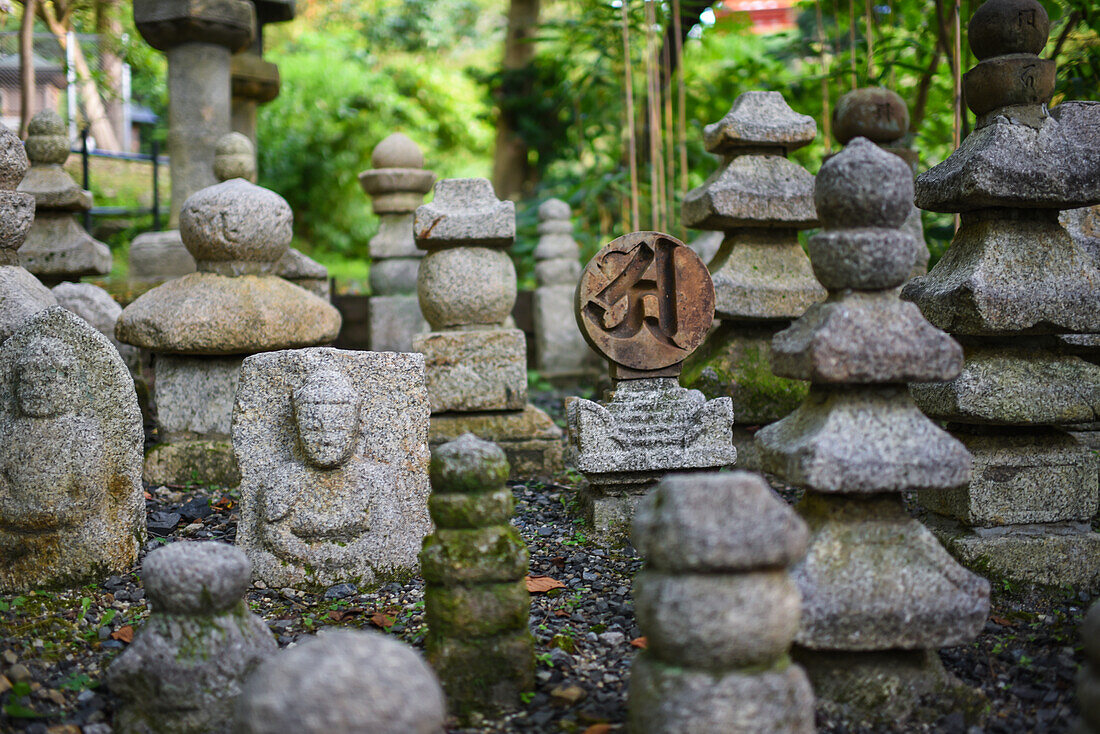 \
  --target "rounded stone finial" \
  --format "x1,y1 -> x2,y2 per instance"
815,137 -> 913,230
833,88 -> 910,146
235,630 -> 446,734
371,133 -> 424,170
968,0 -> 1049,61
430,433 -> 510,494
25,111 -> 69,166
538,198 -> 570,222
0,123 -> 29,190
180,179 -> 293,273
142,541 -> 251,615
214,132 -> 257,183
